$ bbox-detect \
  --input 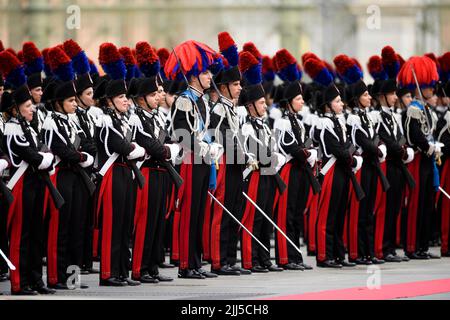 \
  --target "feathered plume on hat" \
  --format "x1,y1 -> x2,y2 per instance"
304,57 -> 334,87
242,42 -> 262,63
88,58 -> 99,76
209,52 -> 225,76
333,54 -> 363,85
218,32 -> 239,68
397,54 -> 405,69
63,39 -> 90,76
323,60 -> 336,80
17,50 -> 24,62
5,48 -> 18,58
22,41 -> 44,76
99,42 -> 126,80
164,40 -> 217,81
48,46 -> 74,82
135,41 -> 160,78
157,48 -> 170,80
274,49 -> 301,82
119,46 -> 141,80
424,52 -> 440,77
397,56 -> 439,90
367,55 -> 388,81
438,52 -> 450,83
381,46 -> 400,79
301,52 -> 320,66
262,55 -> 275,82
41,48 -> 53,77
239,51 -> 262,85
0,50 -> 27,88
